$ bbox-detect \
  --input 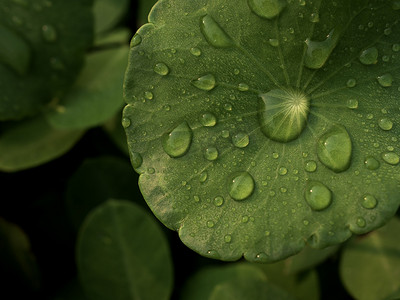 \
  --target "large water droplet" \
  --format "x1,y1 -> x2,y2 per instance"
259,89 -> 310,142
346,99 -> 359,109
154,63 -> 169,76
305,181 -> 332,211
190,47 -> 202,56
200,113 -> 217,126
359,47 -> 378,65
162,122 -> 193,158
247,0 -> 287,19
382,152 -> 399,165
0,24 -> 31,75
130,34 -> 142,47
191,74 -> 216,91
304,29 -> 340,69
317,125 -> 352,173
200,15 -> 233,48
130,152 -> 143,168
305,160 -> 317,172
214,196 -> 224,207
378,118 -> 393,131
205,147 -> 219,161
229,172 -> 255,201
232,132 -> 250,148
364,156 -> 380,170
41,24 -> 57,42
377,74 -> 393,87
361,194 -> 378,209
